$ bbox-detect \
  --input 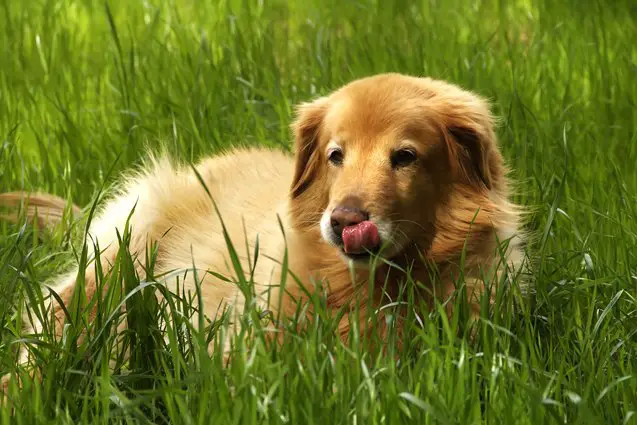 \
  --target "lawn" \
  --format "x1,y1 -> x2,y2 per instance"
1,0 -> 636,423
